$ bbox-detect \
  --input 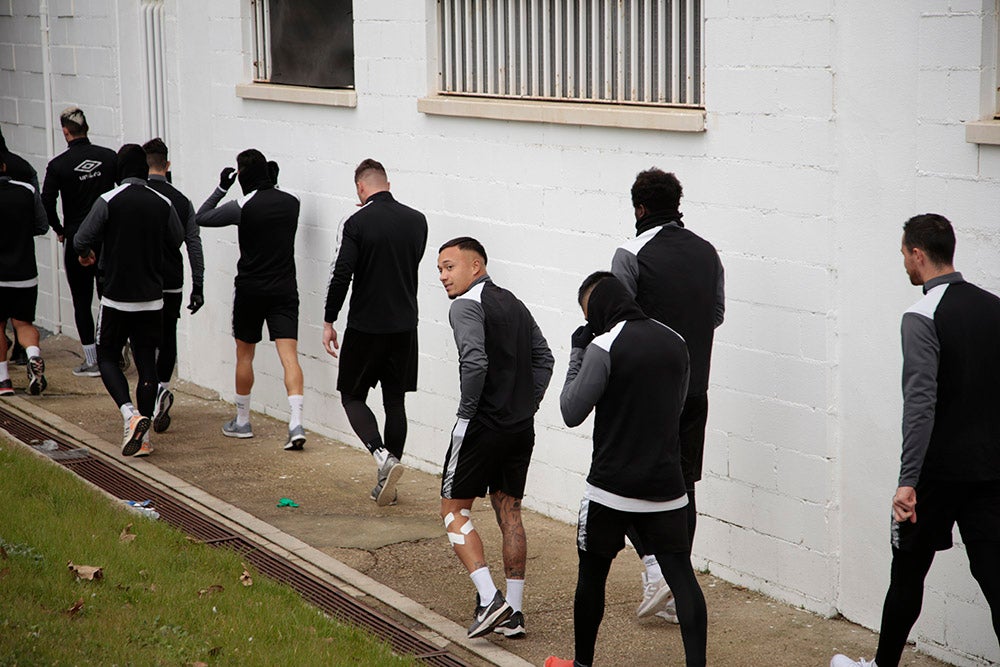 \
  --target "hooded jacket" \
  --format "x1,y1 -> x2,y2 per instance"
0,176 -> 49,284
0,130 -> 39,191
561,277 -> 690,506
41,136 -> 117,237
